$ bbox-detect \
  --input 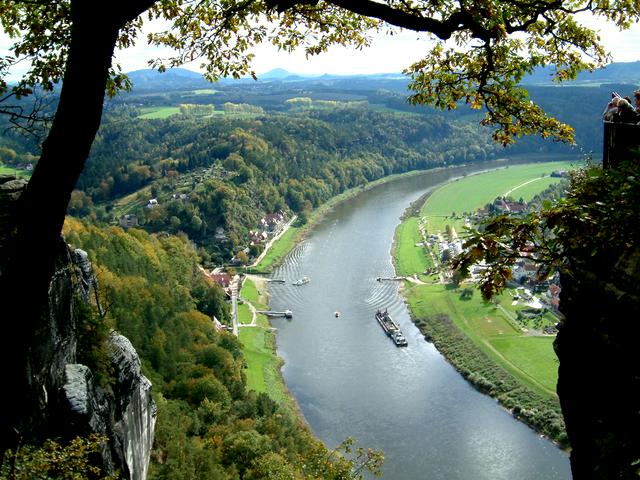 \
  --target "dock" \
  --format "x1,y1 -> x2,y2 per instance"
256,310 -> 293,318
376,276 -> 403,281
267,279 -> 286,283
